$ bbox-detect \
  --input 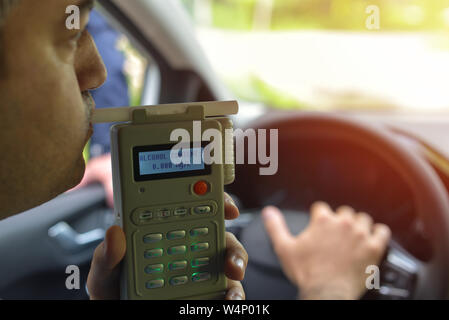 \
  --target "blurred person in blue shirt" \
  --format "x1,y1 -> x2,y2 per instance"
74,9 -> 130,207
88,9 -> 129,157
